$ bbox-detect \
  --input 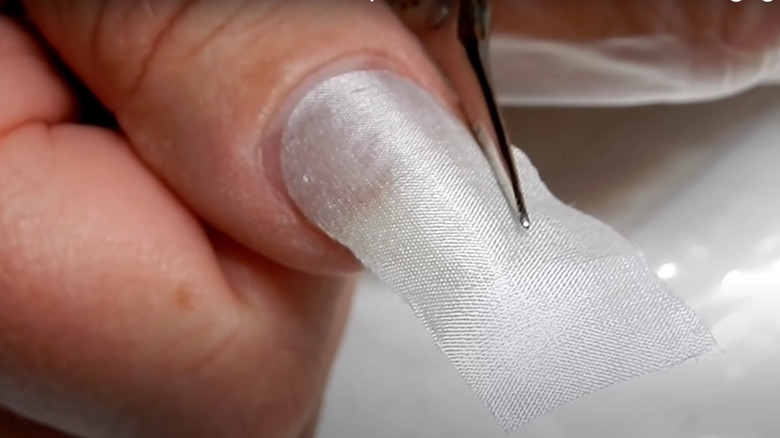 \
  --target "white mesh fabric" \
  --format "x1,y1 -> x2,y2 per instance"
280,71 -> 714,431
